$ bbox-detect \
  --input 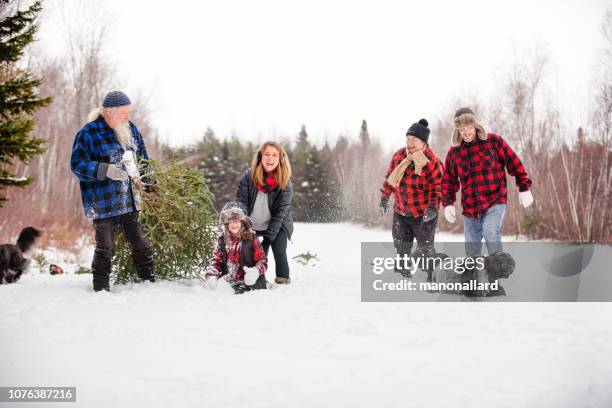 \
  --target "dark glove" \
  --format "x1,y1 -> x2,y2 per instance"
144,183 -> 158,194
262,231 -> 276,242
422,205 -> 438,223
380,196 -> 390,216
